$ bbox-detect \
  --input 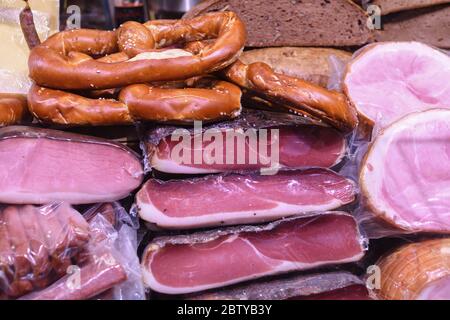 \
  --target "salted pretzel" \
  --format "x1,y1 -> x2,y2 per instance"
28,77 -> 242,126
224,60 -> 357,132
0,94 -> 30,126
28,11 -> 246,90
